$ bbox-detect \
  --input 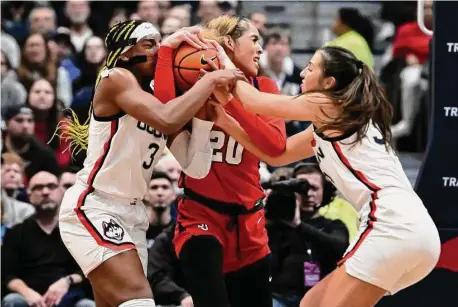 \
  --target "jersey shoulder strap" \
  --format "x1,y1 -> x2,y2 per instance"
253,77 -> 259,90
